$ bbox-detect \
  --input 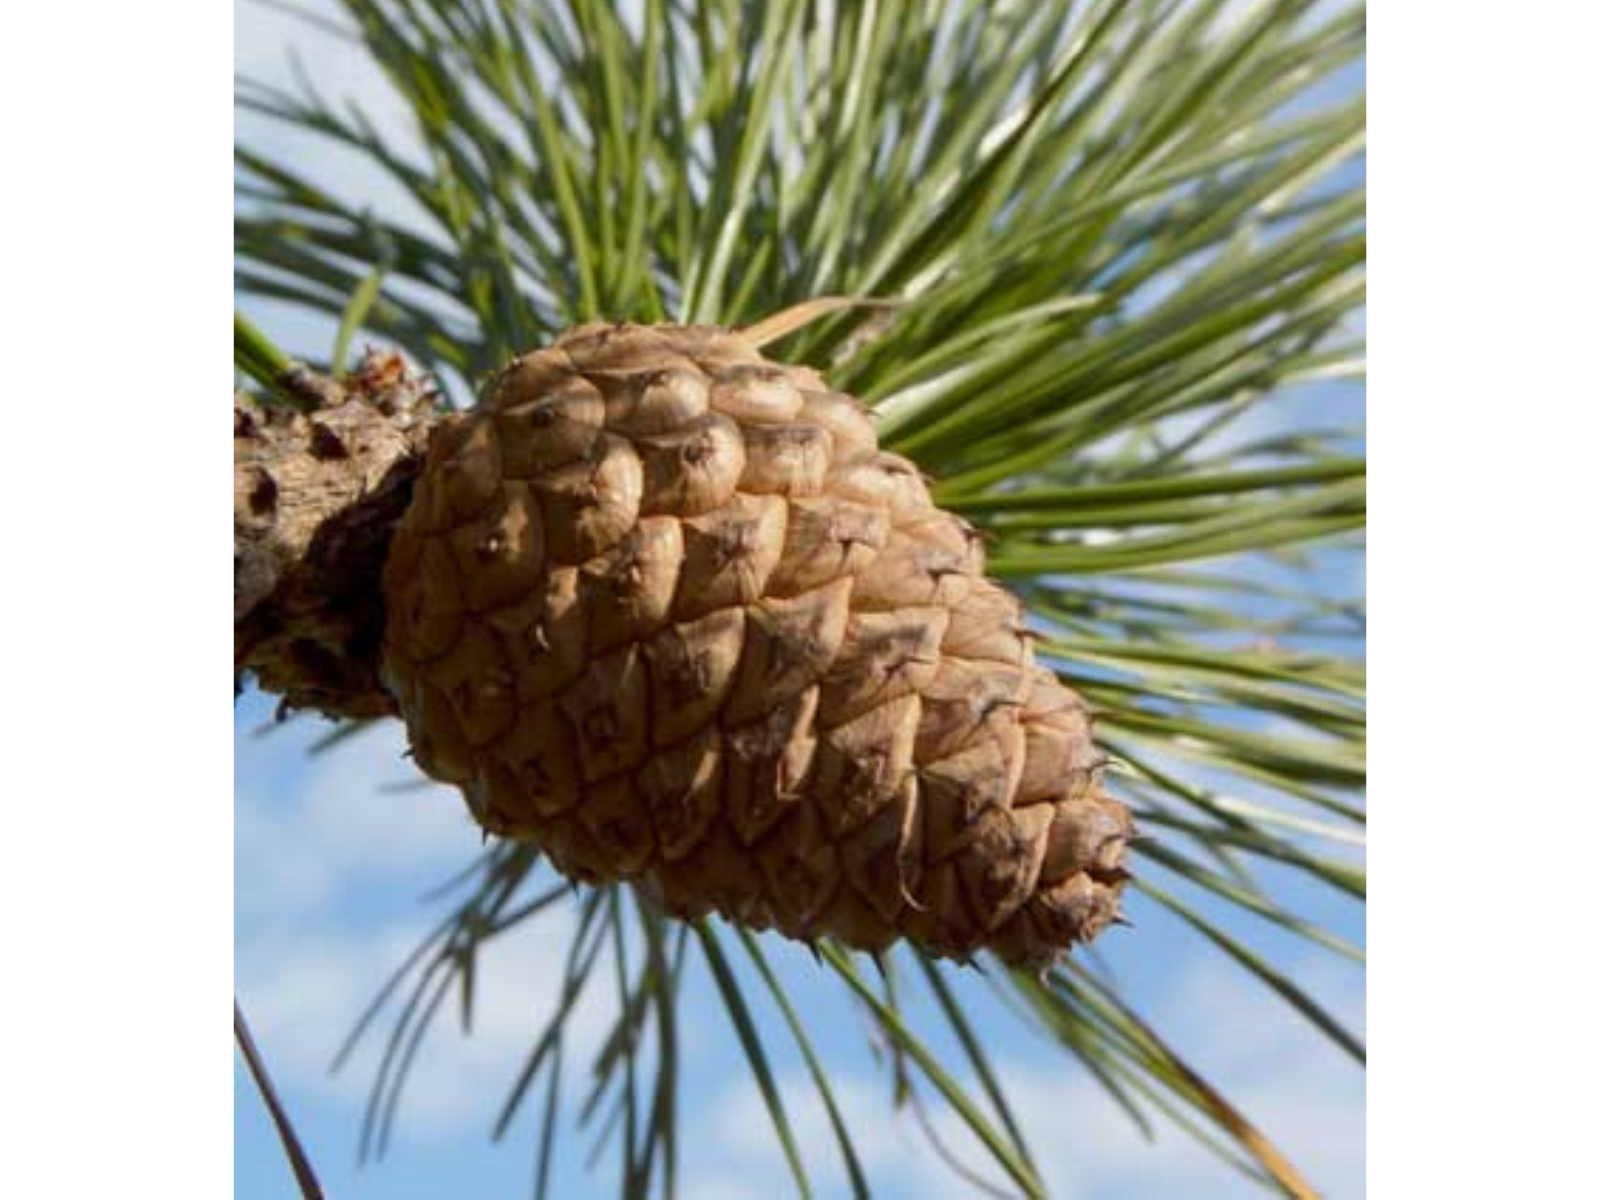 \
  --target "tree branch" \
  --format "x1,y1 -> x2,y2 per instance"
233,349 -> 438,717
